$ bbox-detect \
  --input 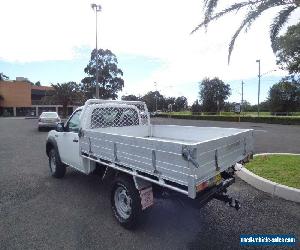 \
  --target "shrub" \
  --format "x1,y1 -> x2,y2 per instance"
155,114 -> 300,125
